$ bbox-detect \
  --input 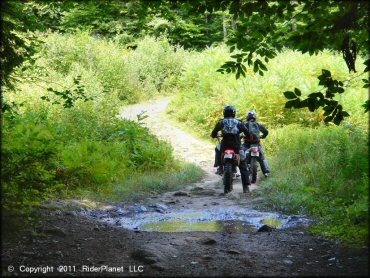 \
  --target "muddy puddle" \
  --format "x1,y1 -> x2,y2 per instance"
85,205 -> 311,233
